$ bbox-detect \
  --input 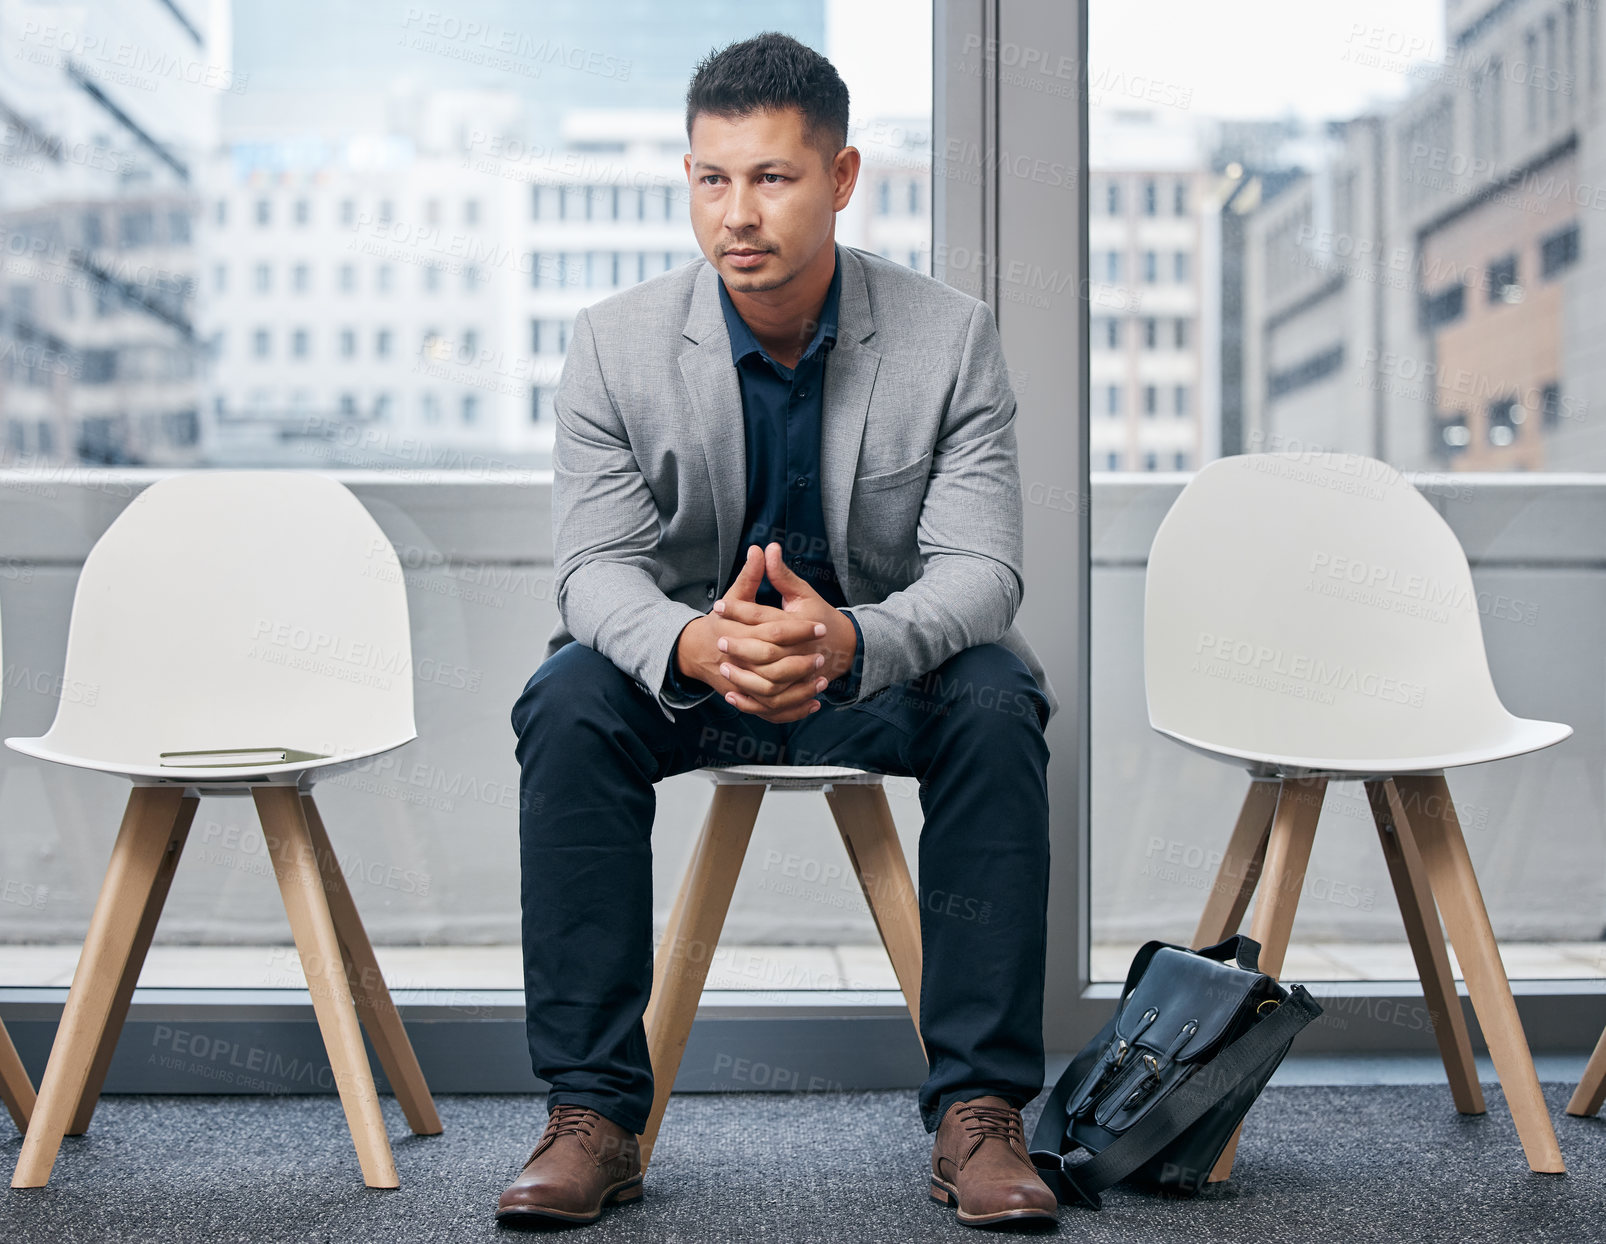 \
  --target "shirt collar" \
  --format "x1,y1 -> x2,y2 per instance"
717,243 -> 841,369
